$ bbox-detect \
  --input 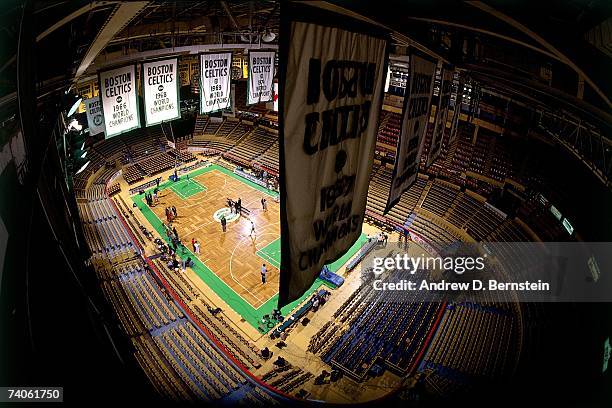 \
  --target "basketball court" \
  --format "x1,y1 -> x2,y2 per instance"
167,177 -> 207,199
132,164 -> 367,331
